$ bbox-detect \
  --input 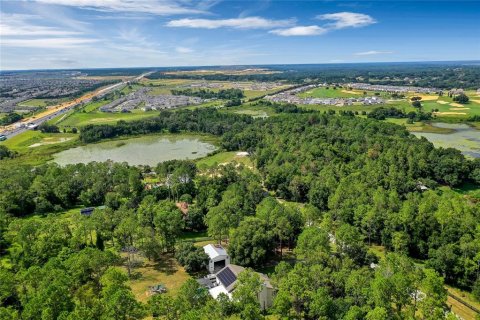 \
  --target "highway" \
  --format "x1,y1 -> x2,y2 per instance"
0,71 -> 153,139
